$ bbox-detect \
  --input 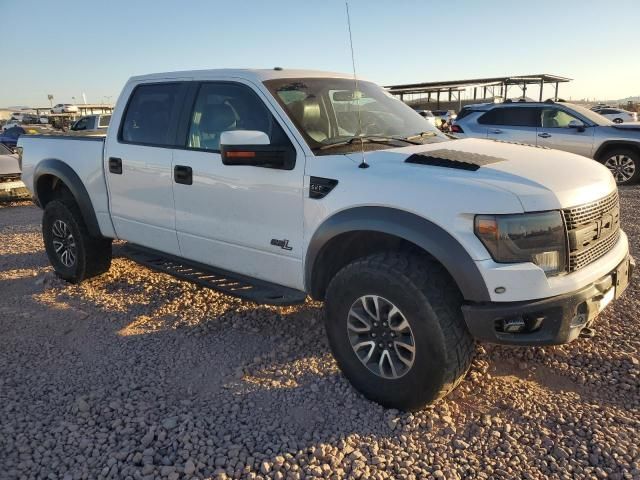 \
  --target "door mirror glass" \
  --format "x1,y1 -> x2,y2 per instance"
220,130 -> 270,147
567,119 -> 585,130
